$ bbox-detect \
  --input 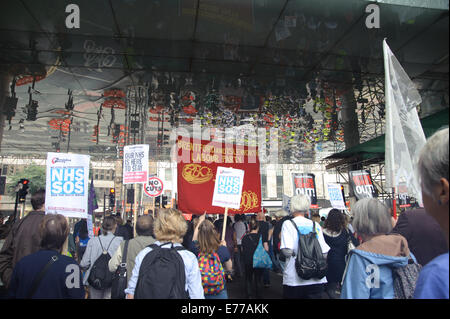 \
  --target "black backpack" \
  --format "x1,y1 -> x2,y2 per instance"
87,237 -> 117,290
111,240 -> 129,299
134,243 -> 189,299
289,220 -> 327,280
